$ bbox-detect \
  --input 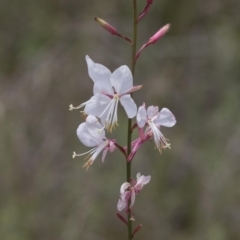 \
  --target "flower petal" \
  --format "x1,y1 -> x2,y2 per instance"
84,94 -> 111,119
136,106 -> 147,128
154,108 -> 176,127
134,174 -> 151,192
137,175 -> 151,186
85,55 -> 113,95
76,122 -> 102,147
117,192 -> 129,211
147,106 -> 159,119
136,173 -> 141,180
120,94 -> 137,118
111,65 -> 133,94
86,115 -> 102,128
120,182 -> 131,194
130,190 -> 136,208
